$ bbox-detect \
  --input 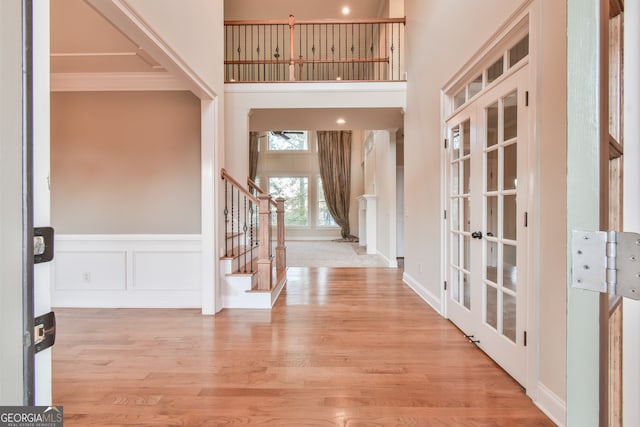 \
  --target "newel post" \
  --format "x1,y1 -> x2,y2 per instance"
257,194 -> 272,290
288,14 -> 296,81
275,197 -> 286,270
